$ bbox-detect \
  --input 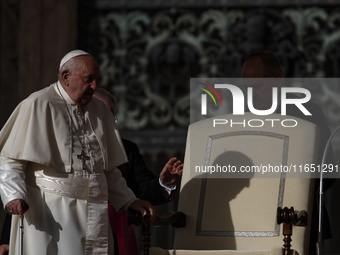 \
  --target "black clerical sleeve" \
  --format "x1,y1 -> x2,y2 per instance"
117,139 -> 172,205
